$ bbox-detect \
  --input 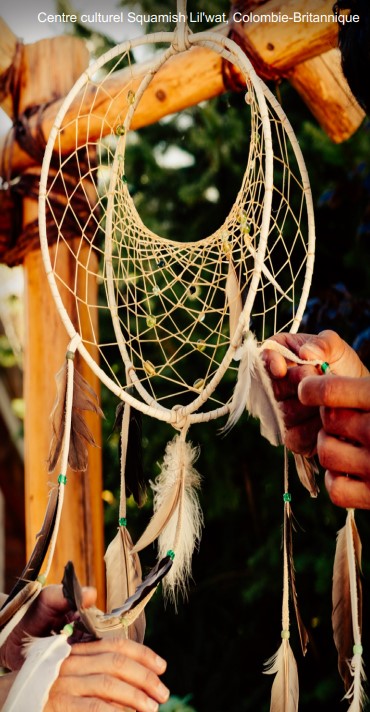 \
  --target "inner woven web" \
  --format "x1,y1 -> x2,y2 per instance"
44,44 -> 312,410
